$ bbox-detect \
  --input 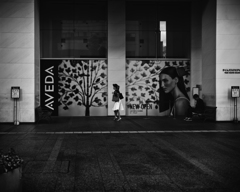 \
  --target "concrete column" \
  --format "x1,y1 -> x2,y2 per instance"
216,0 -> 240,121
201,0 -> 217,108
107,0 -> 126,116
0,0 -> 35,122
190,0 -> 202,106
35,0 -> 40,108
